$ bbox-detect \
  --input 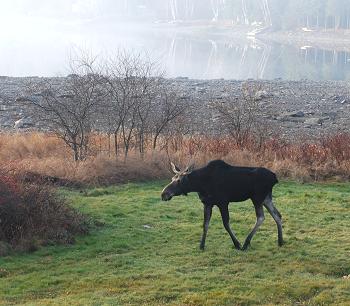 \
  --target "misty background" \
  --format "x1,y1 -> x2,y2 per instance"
1,0 -> 350,79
